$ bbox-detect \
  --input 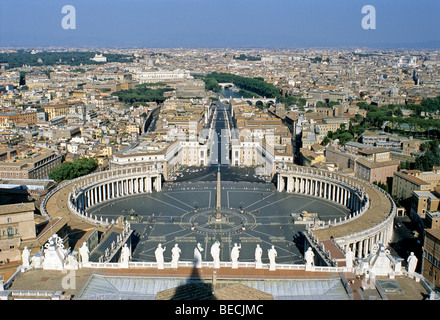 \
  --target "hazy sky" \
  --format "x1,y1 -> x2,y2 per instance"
0,0 -> 439,48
